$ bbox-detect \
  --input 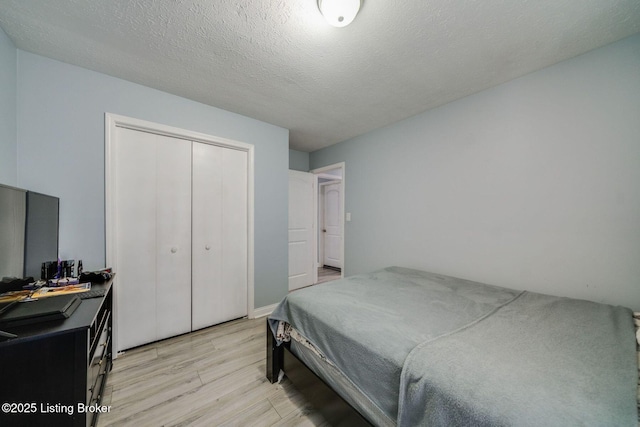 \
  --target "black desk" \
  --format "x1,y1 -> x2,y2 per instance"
0,280 -> 113,427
